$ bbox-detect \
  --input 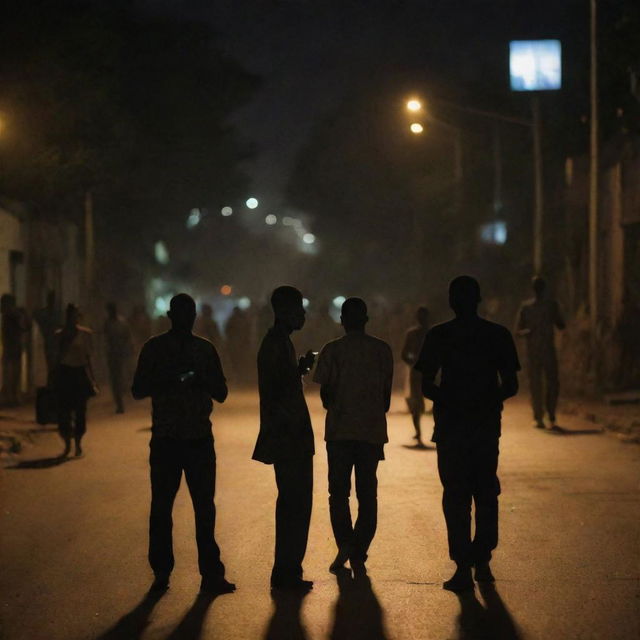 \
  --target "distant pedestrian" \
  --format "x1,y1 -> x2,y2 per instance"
415,276 -> 520,592
226,306 -> 251,384
34,290 -> 61,375
54,304 -> 98,457
132,293 -> 234,595
515,276 -> 565,430
128,305 -> 152,357
314,297 -> 393,576
401,306 -> 431,447
104,302 -> 134,414
194,303 -> 222,347
253,286 -> 316,592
